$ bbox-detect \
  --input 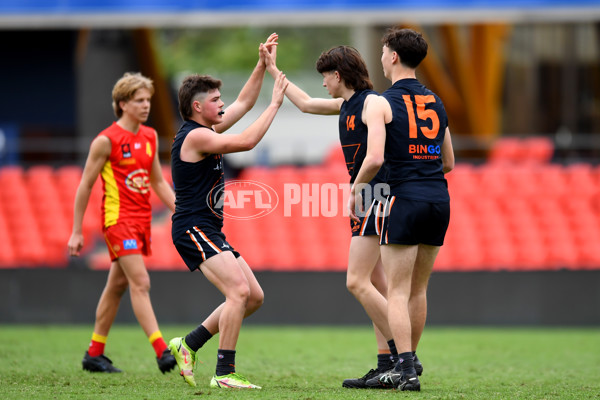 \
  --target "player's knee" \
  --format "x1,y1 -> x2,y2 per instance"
129,275 -> 151,294
370,272 -> 386,289
410,287 -> 427,302
346,275 -> 365,296
247,288 -> 264,312
108,276 -> 129,295
228,282 -> 251,306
